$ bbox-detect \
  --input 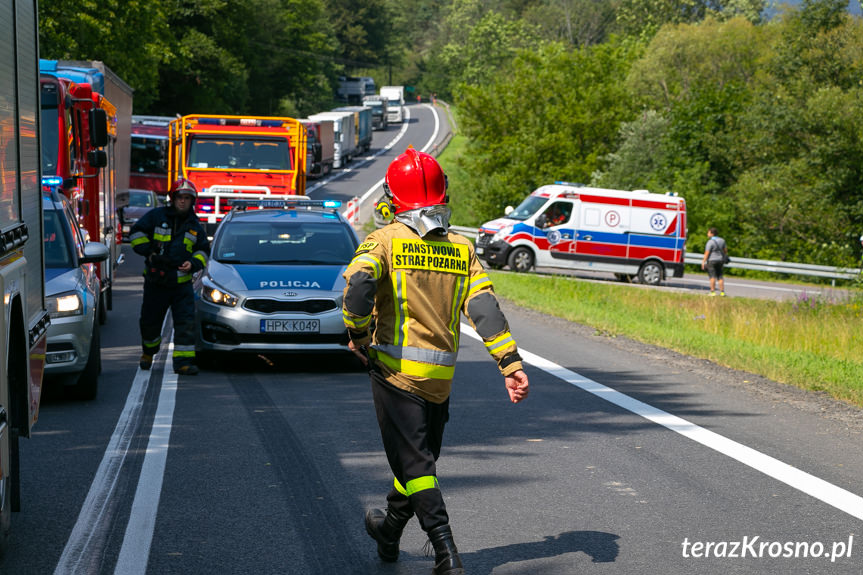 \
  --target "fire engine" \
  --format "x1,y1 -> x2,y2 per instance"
131,115 -> 172,198
476,183 -> 687,285
39,59 -> 133,321
167,114 -> 307,234
1,0 -> 50,553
